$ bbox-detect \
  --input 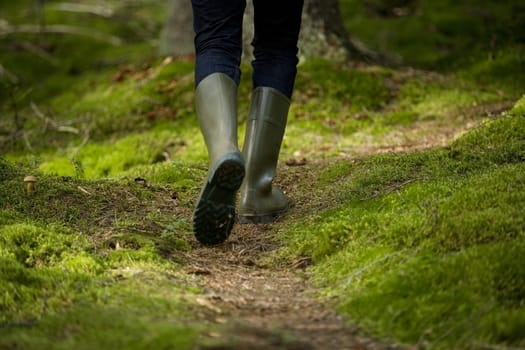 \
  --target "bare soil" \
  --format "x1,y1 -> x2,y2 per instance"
182,225 -> 400,350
